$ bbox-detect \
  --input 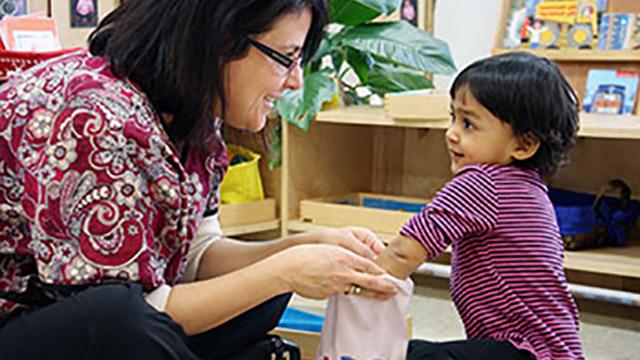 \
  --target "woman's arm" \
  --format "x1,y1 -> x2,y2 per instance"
195,227 -> 384,280
166,243 -> 398,335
